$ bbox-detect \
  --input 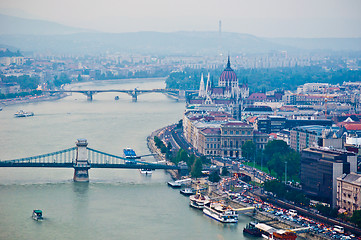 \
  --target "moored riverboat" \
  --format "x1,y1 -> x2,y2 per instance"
180,188 -> 195,196
202,201 -> 238,223
243,222 -> 262,237
189,192 -> 210,209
